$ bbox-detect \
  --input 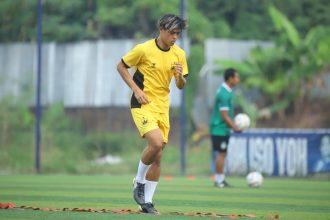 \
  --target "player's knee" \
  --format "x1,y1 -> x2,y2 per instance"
148,137 -> 164,151
152,141 -> 164,151
146,142 -> 163,158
